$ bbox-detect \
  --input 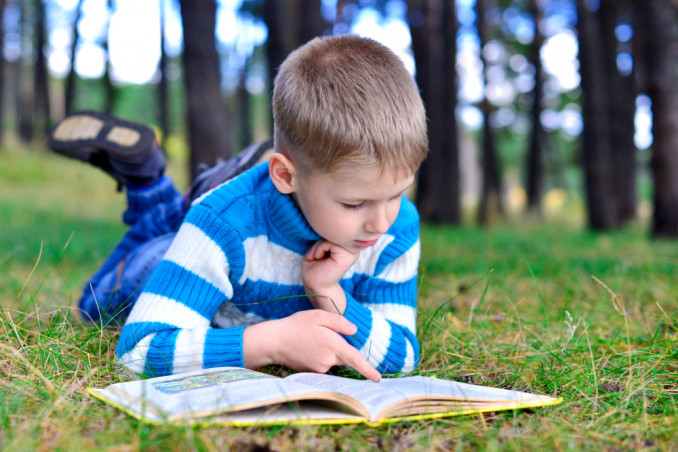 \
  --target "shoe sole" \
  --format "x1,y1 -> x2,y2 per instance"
47,110 -> 156,160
